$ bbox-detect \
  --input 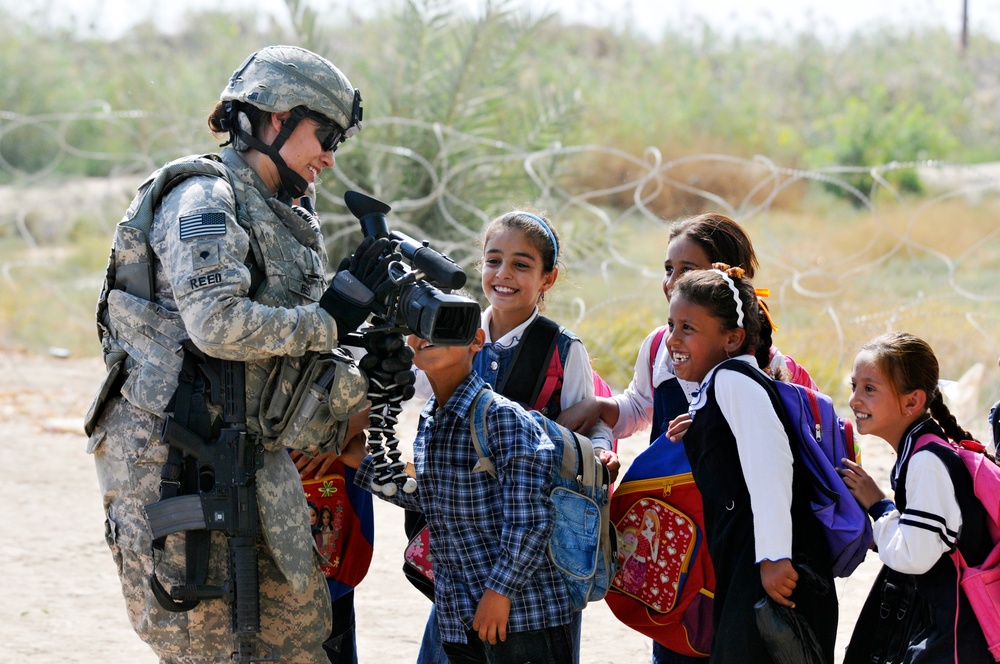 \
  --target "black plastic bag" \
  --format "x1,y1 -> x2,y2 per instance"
754,562 -> 831,664
754,595 -> 826,664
